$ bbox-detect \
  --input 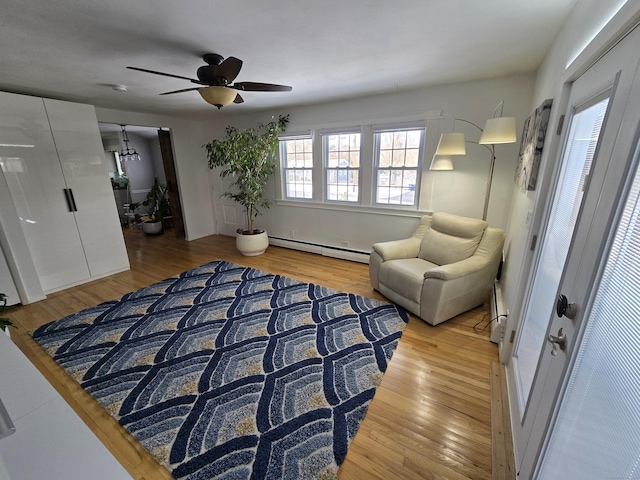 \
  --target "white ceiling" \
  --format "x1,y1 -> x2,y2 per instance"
1,0 -> 577,117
